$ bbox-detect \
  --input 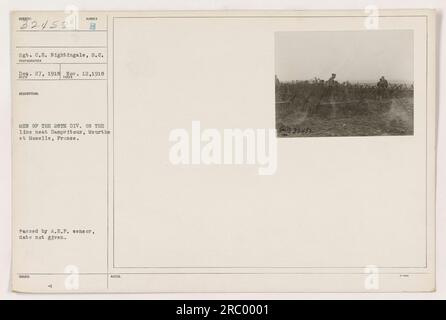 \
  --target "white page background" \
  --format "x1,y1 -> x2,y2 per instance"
0,0 -> 445,299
